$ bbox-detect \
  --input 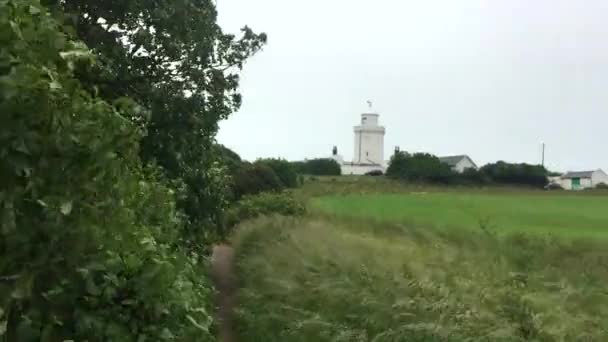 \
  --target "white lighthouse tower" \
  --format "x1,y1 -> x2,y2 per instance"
354,110 -> 385,165
338,102 -> 387,175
